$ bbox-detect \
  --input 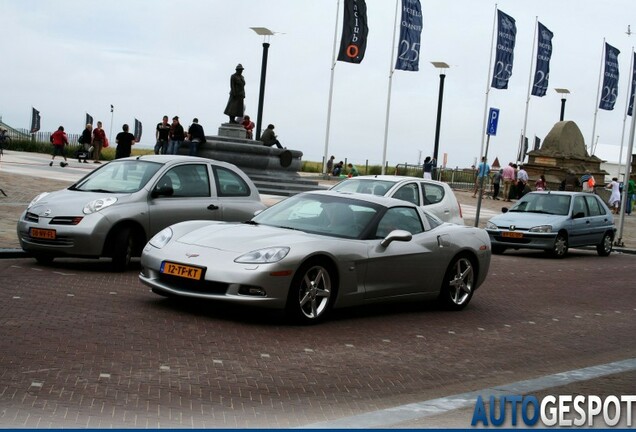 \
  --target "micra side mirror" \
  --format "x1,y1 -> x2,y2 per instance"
151,186 -> 174,198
